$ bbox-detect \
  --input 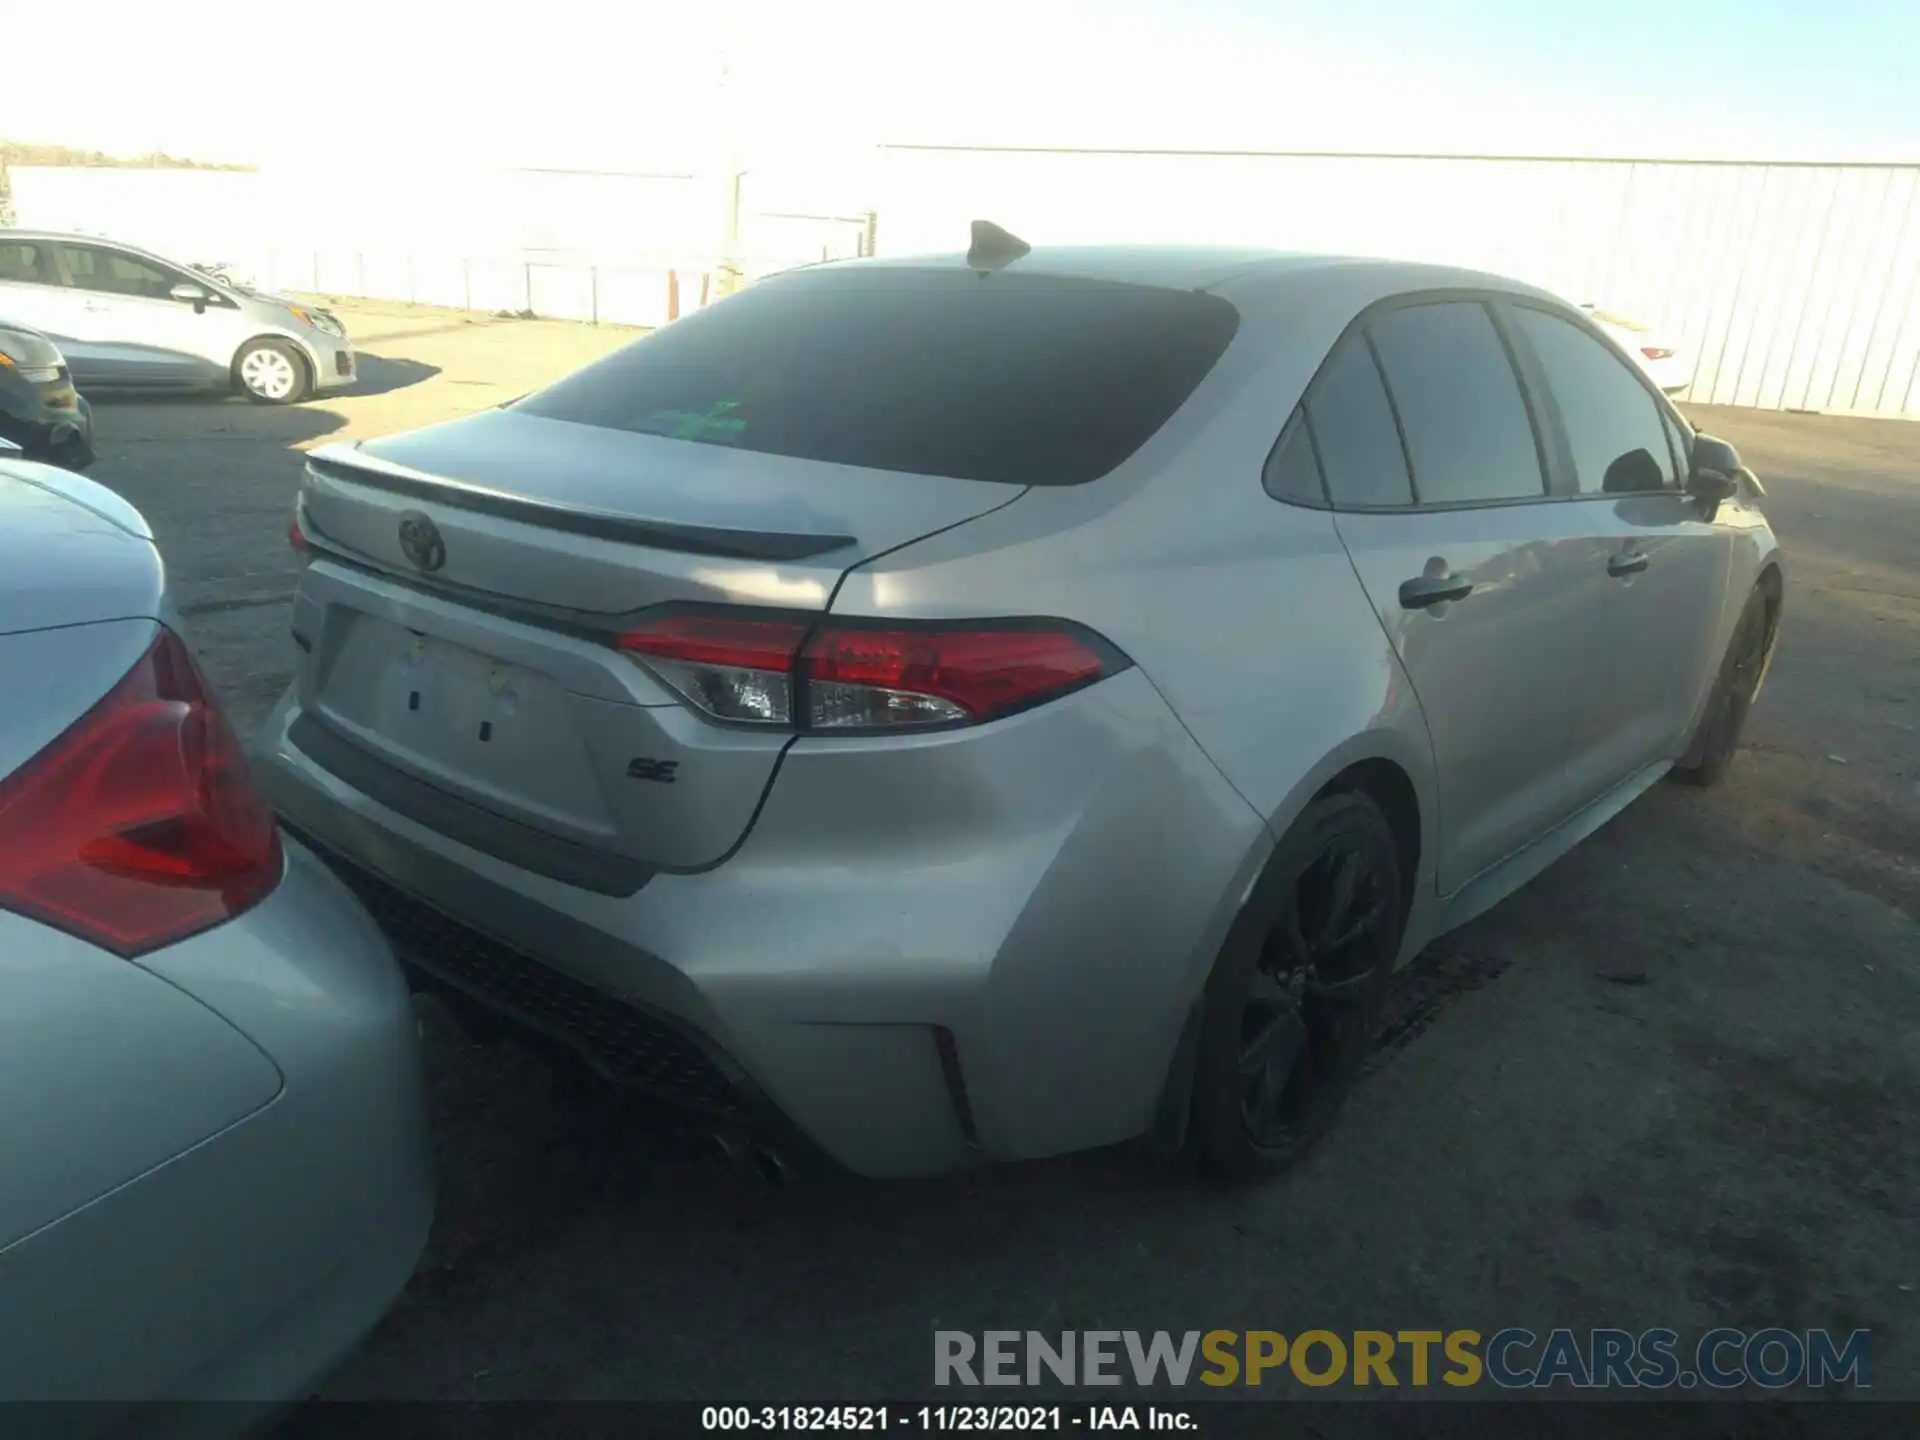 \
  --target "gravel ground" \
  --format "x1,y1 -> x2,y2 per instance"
75,300 -> 1920,1420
